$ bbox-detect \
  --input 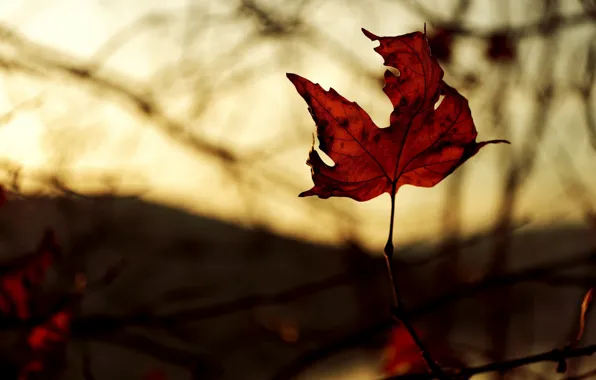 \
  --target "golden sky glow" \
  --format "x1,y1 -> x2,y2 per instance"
0,0 -> 594,252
